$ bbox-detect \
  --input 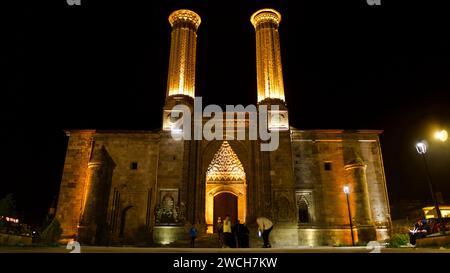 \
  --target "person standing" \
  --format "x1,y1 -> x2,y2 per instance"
216,217 -> 223,247
234,219 -> 249,248
256,216 -> 273,248
189,224 -> 198,248
222,215 -> 232,248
